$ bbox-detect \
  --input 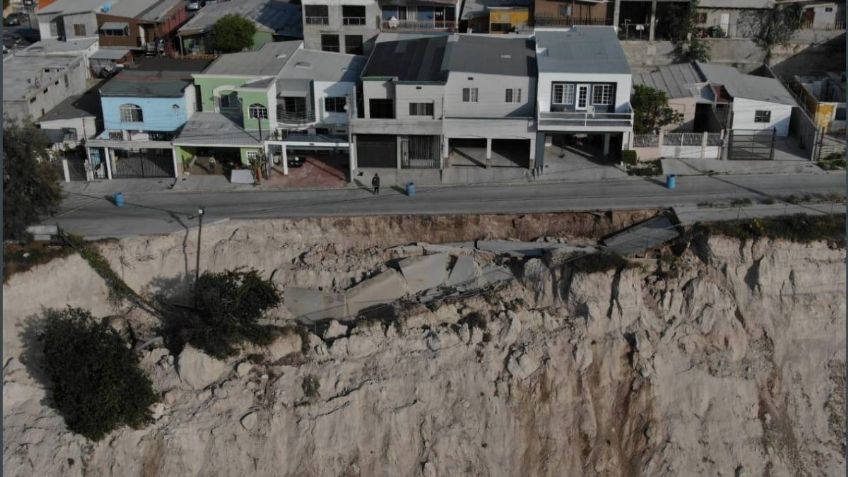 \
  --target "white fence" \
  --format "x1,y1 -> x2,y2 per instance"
631,131 -> 724,160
